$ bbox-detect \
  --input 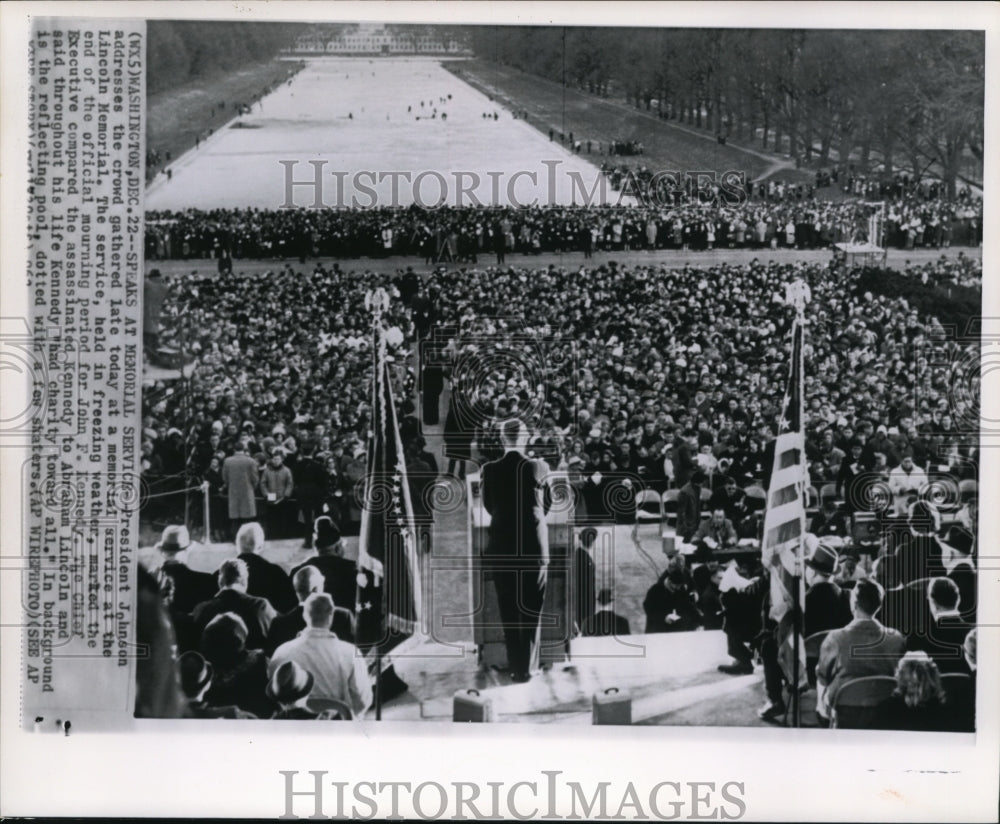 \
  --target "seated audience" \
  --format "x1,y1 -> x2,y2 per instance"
816,579 -> 906,723
235,521 -> 297,613
265,565 -> 325,656
691,509 -> 738,561
906,577 -> 972,674
199,612 -> 273,719
291,517 -> 358,613
267,660 -> 348,720
875,651 -> 959,732
179,650 -> 257,719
